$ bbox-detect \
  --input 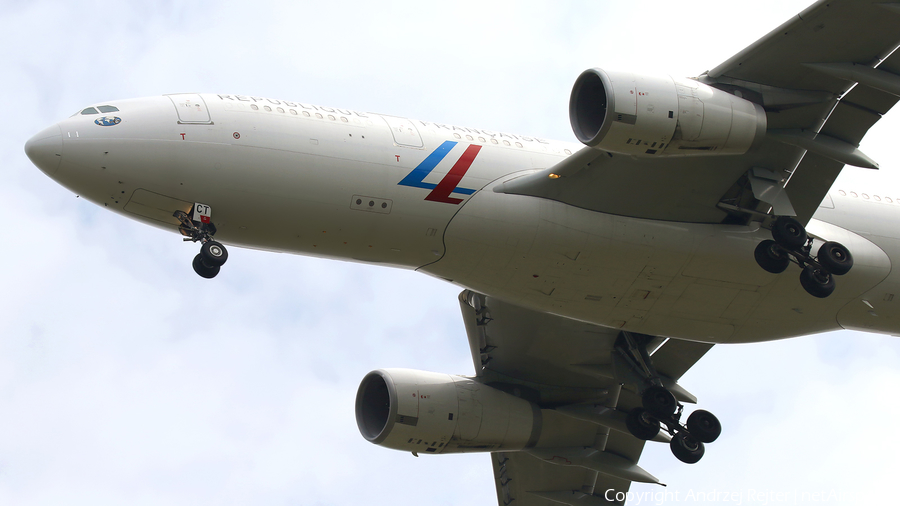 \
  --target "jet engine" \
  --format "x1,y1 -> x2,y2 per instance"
569,68 -> 766,157
355,369 -> 541,454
